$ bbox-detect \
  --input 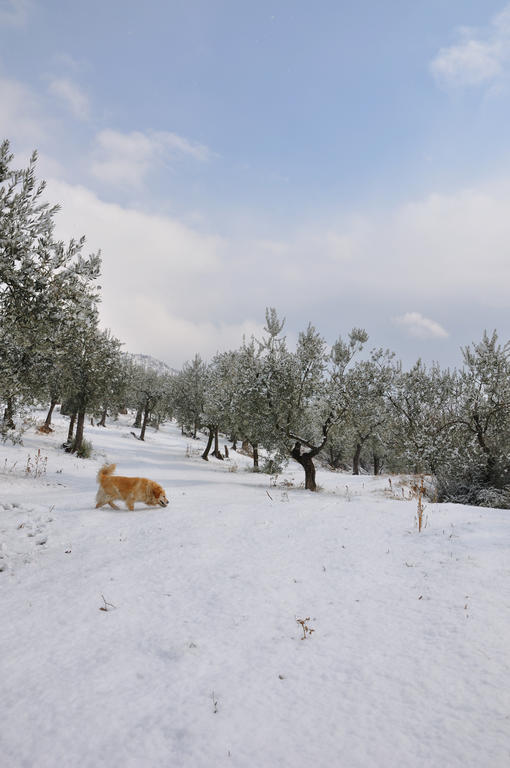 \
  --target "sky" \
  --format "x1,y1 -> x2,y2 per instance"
2,0 -> 510,368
